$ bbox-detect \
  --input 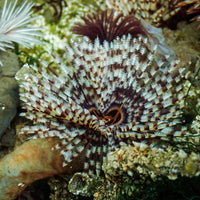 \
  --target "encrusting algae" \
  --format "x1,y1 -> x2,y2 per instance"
103,142 -> 200,181
0,0 -> 200,199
